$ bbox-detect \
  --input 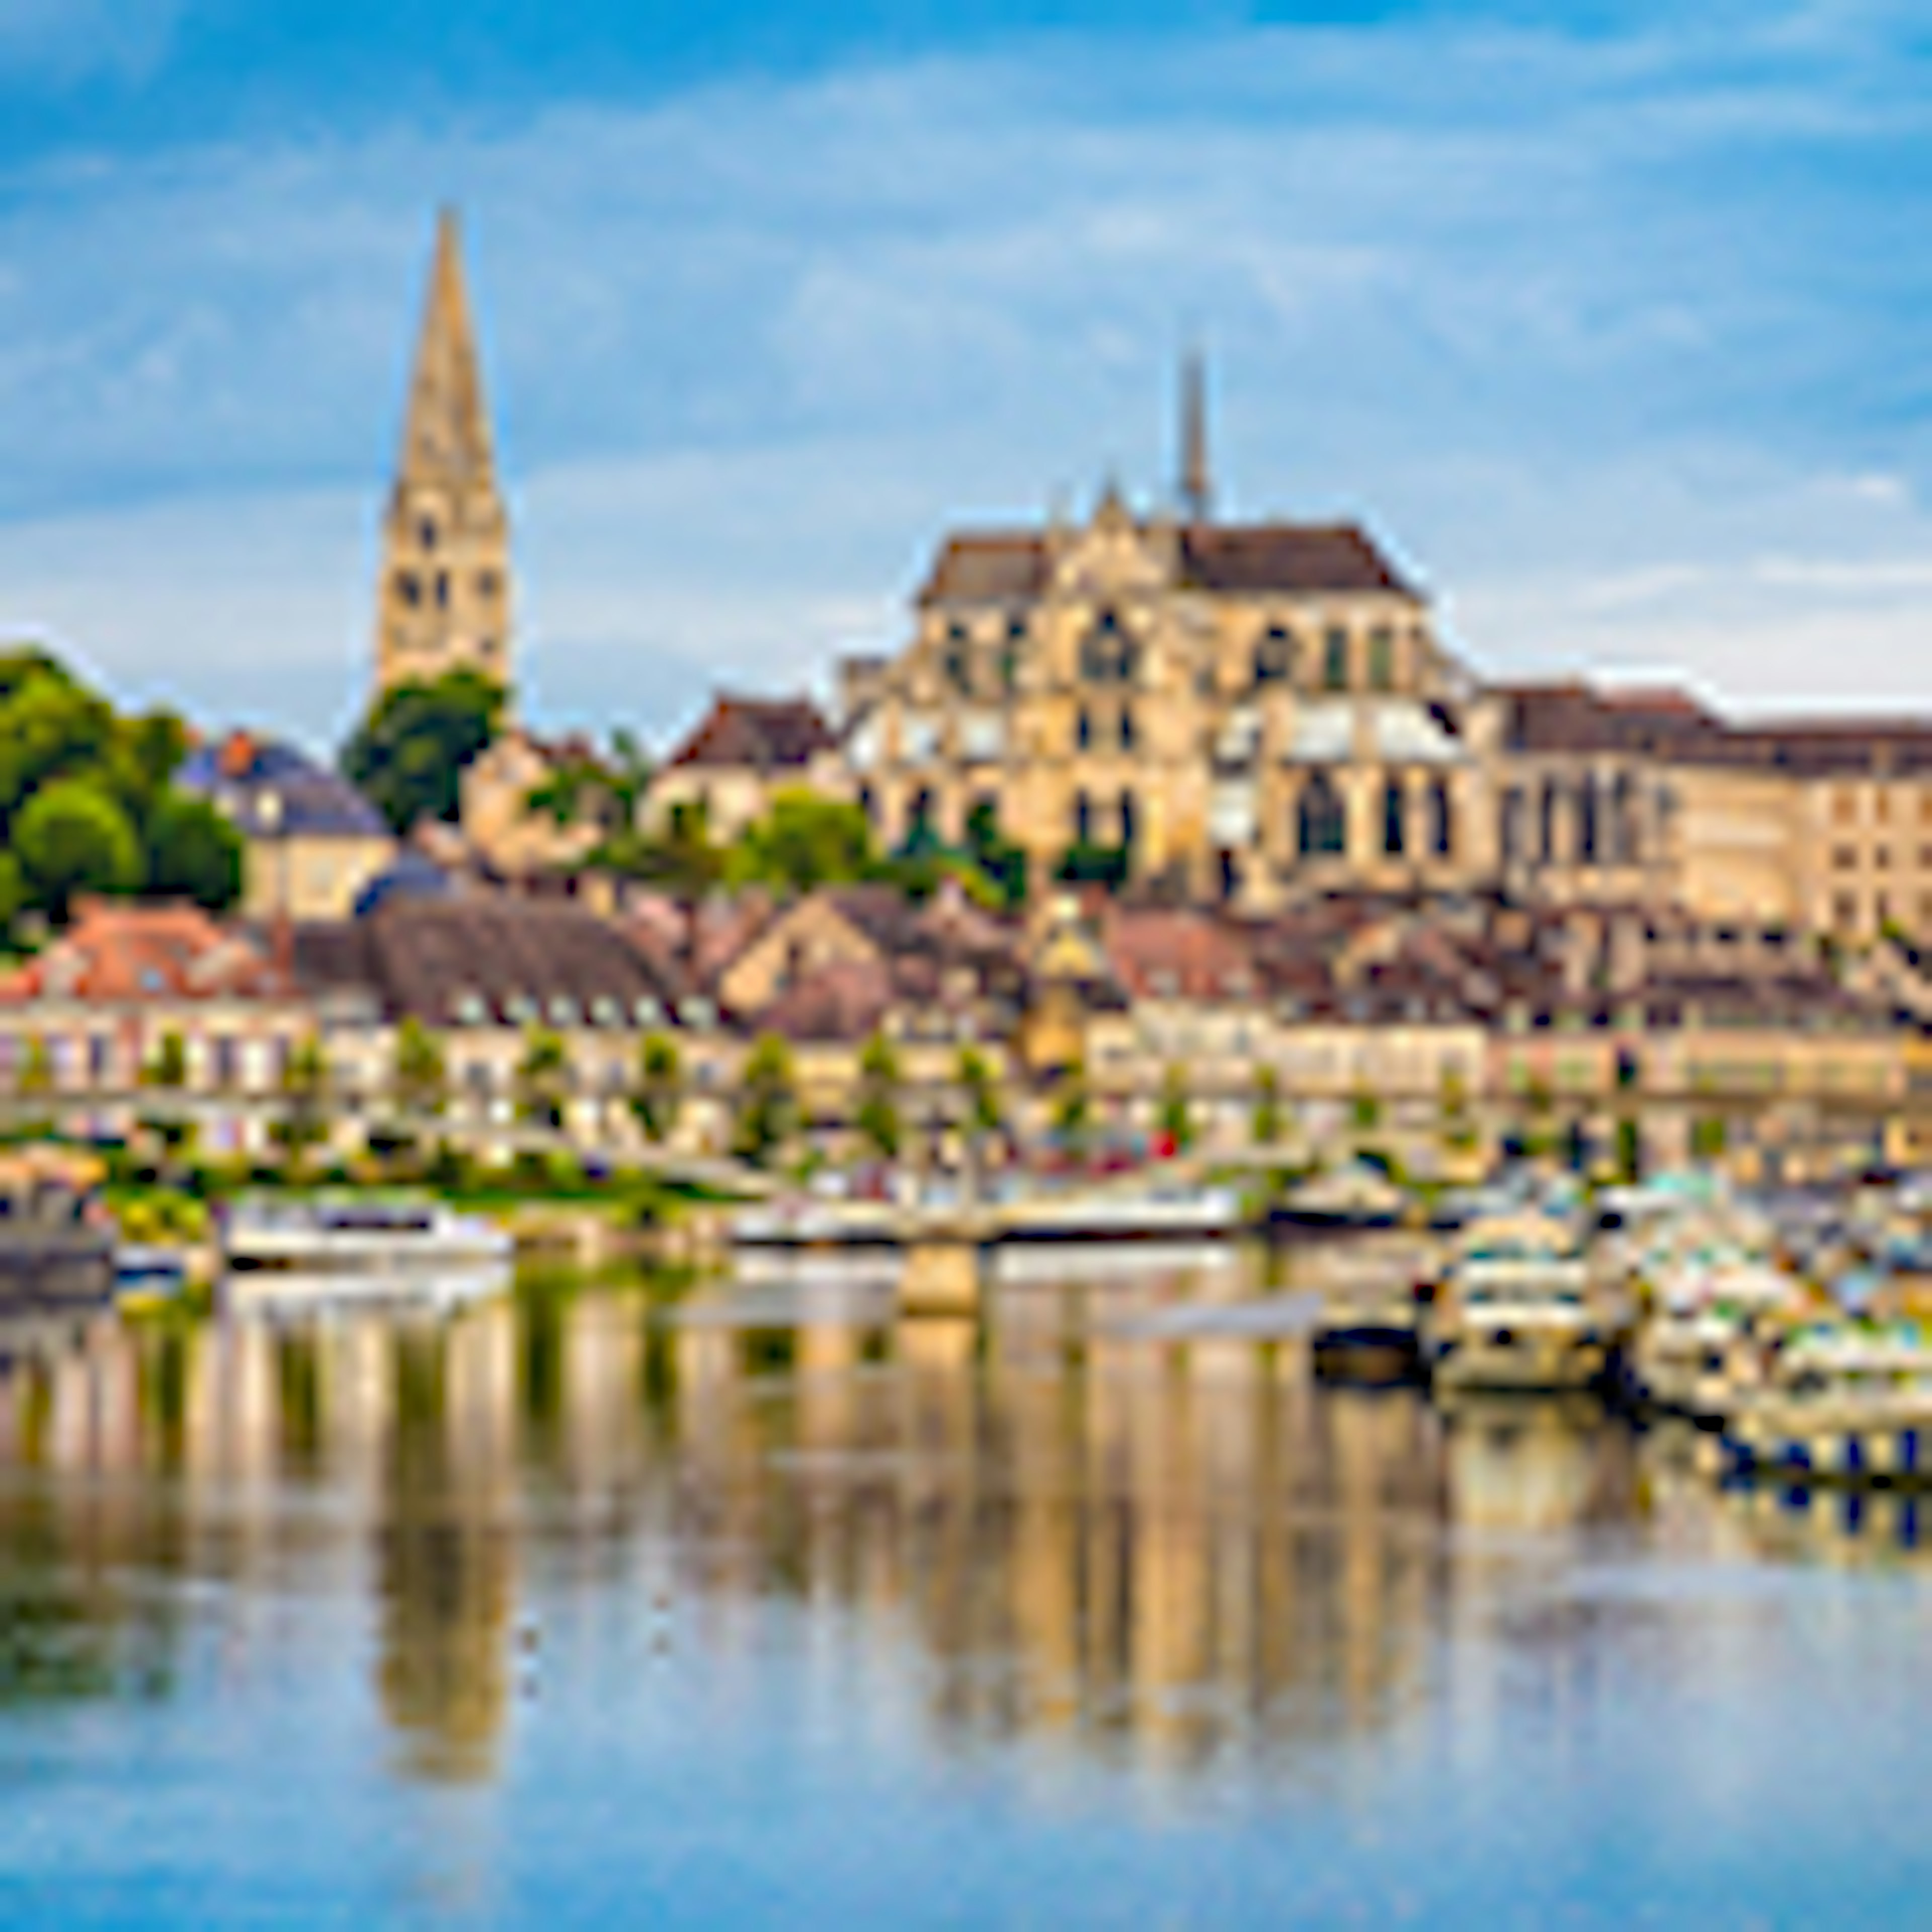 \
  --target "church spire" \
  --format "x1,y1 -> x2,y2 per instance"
1179,349 -> 1212,525
374,208 -> 514,699
399,206 -> 495,490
